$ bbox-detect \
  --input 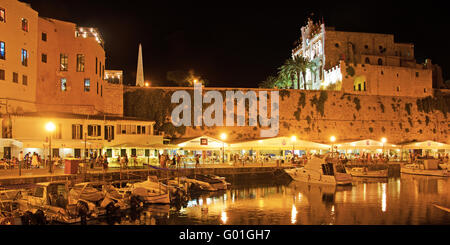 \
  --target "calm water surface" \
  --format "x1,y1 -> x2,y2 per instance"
94,174 -> 449,225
